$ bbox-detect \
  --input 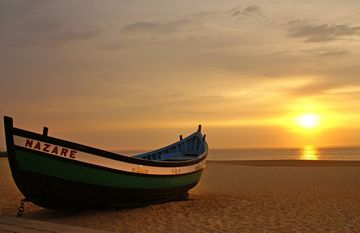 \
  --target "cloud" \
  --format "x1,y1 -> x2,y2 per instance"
287,22 -> 360,42
243,5 -> 262,15
5,23 -> 102,47
273,47 -> 350,57
227,4 -> 264,19
288,74 -> 360,97
121,4 -> 264,36
122,22 -> 167,33
0,1 -> 102,48
289,80 -> 341,96
116,4 -> 268,51
315,49 -> 349,57
111,18 -> 203,50
121,18 -> 201,35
